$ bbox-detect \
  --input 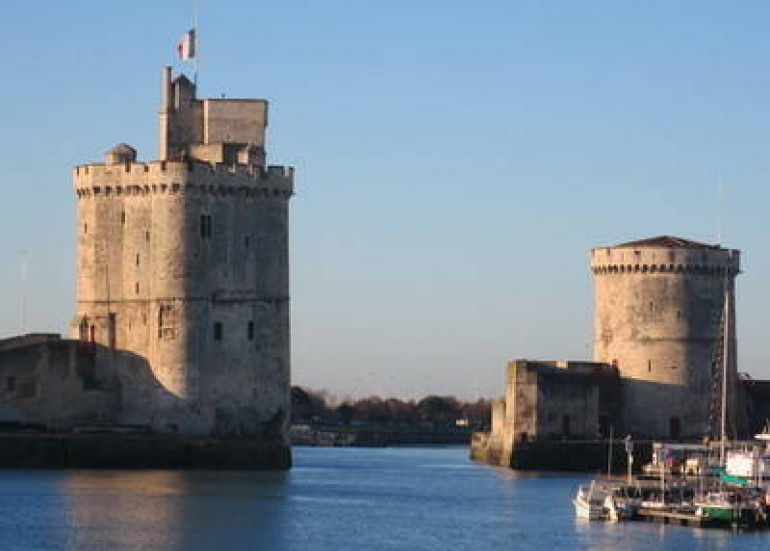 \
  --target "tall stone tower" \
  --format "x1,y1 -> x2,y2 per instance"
590,236 -> 740,439
72,68 -> 293,438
